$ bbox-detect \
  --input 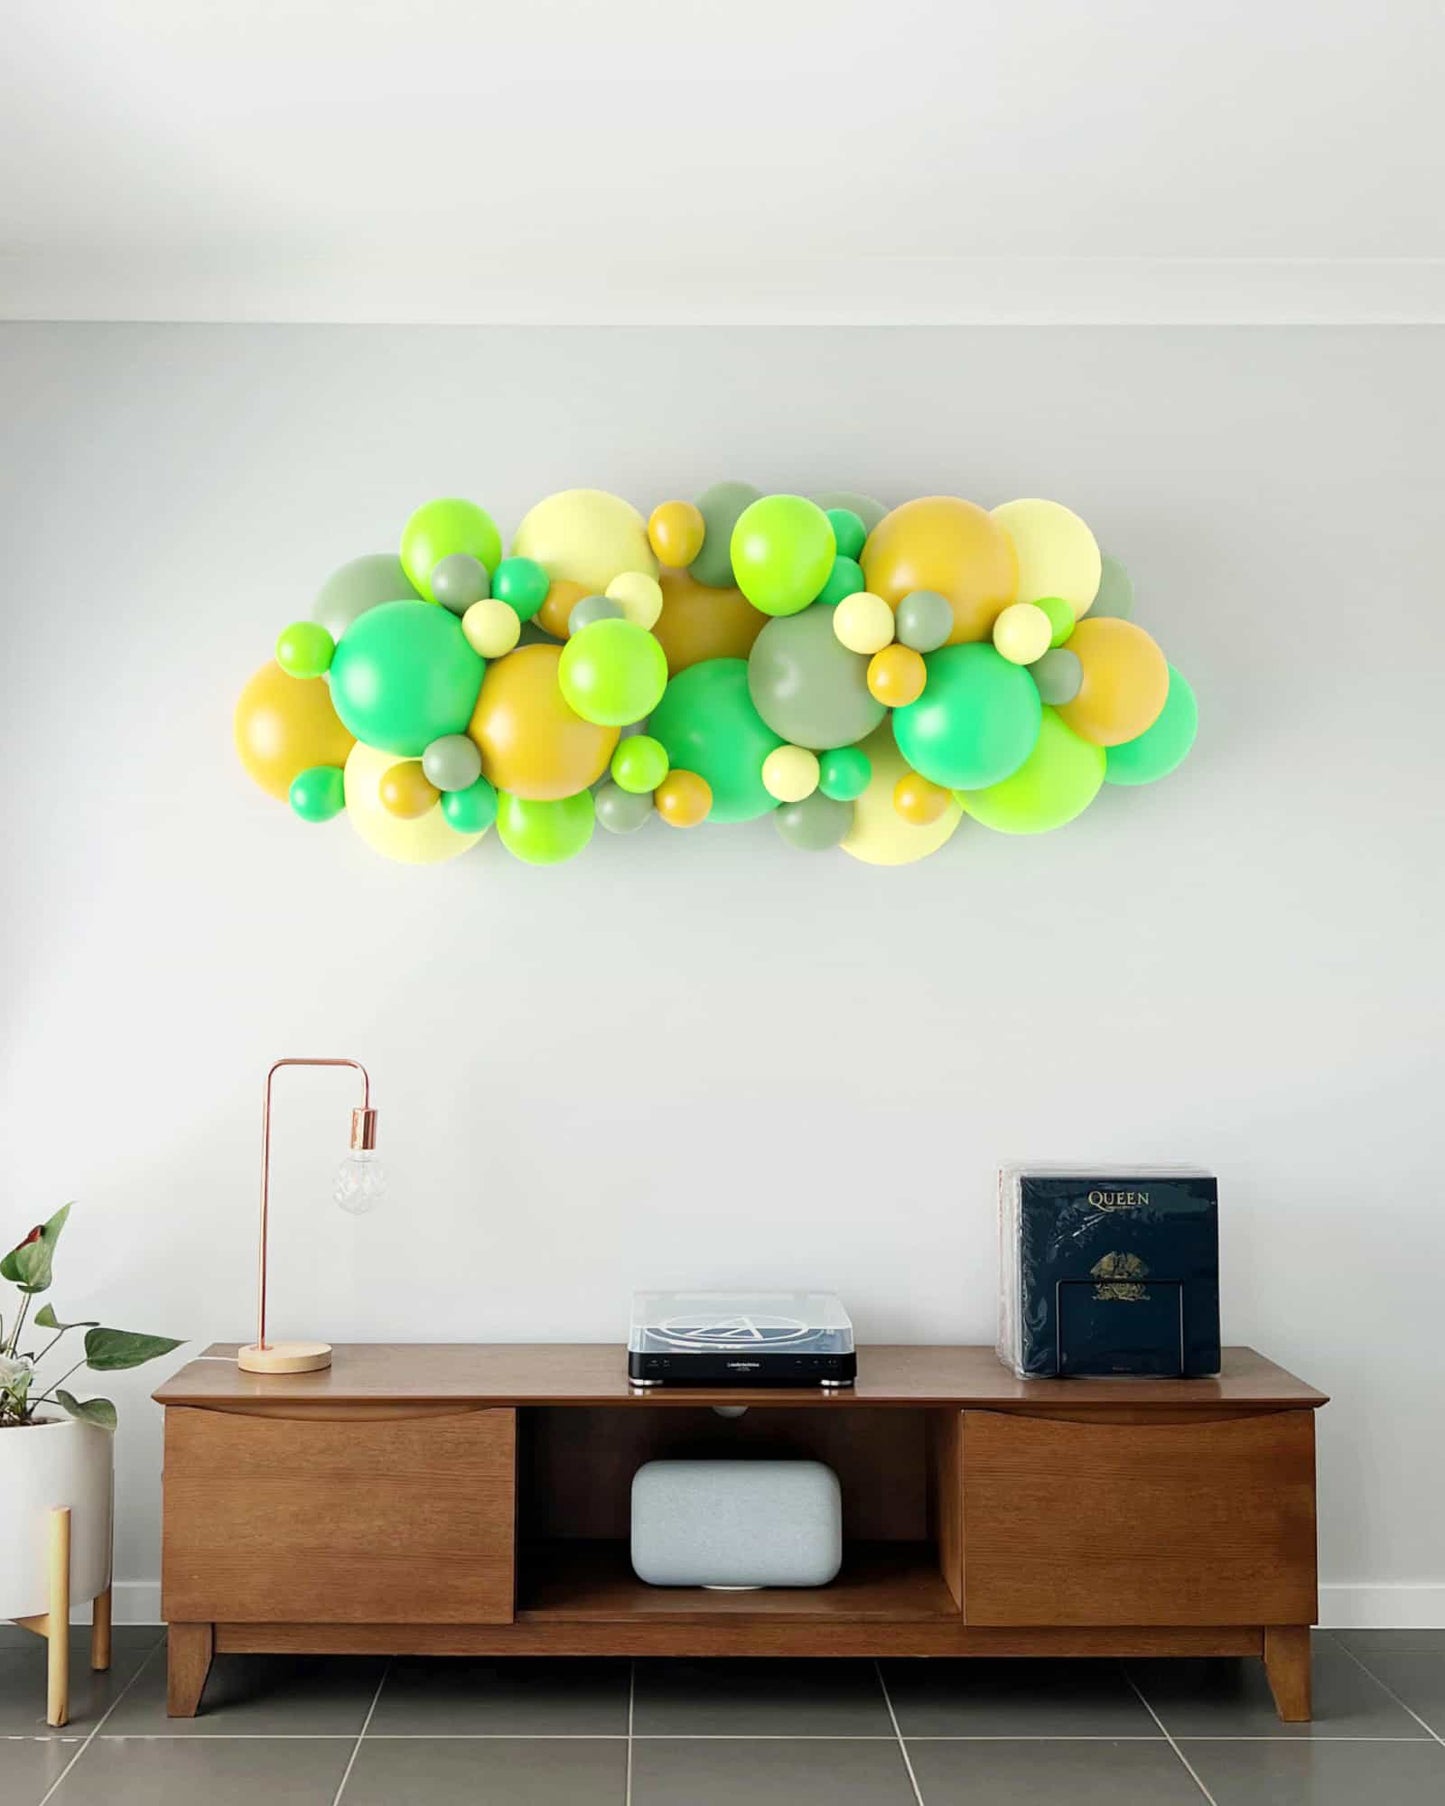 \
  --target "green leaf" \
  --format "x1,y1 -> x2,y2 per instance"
83,1326 -> 183,1372
0,1204 -> 73,1294
54,1388 -> 117,1432
34,1304 -> 98,1331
